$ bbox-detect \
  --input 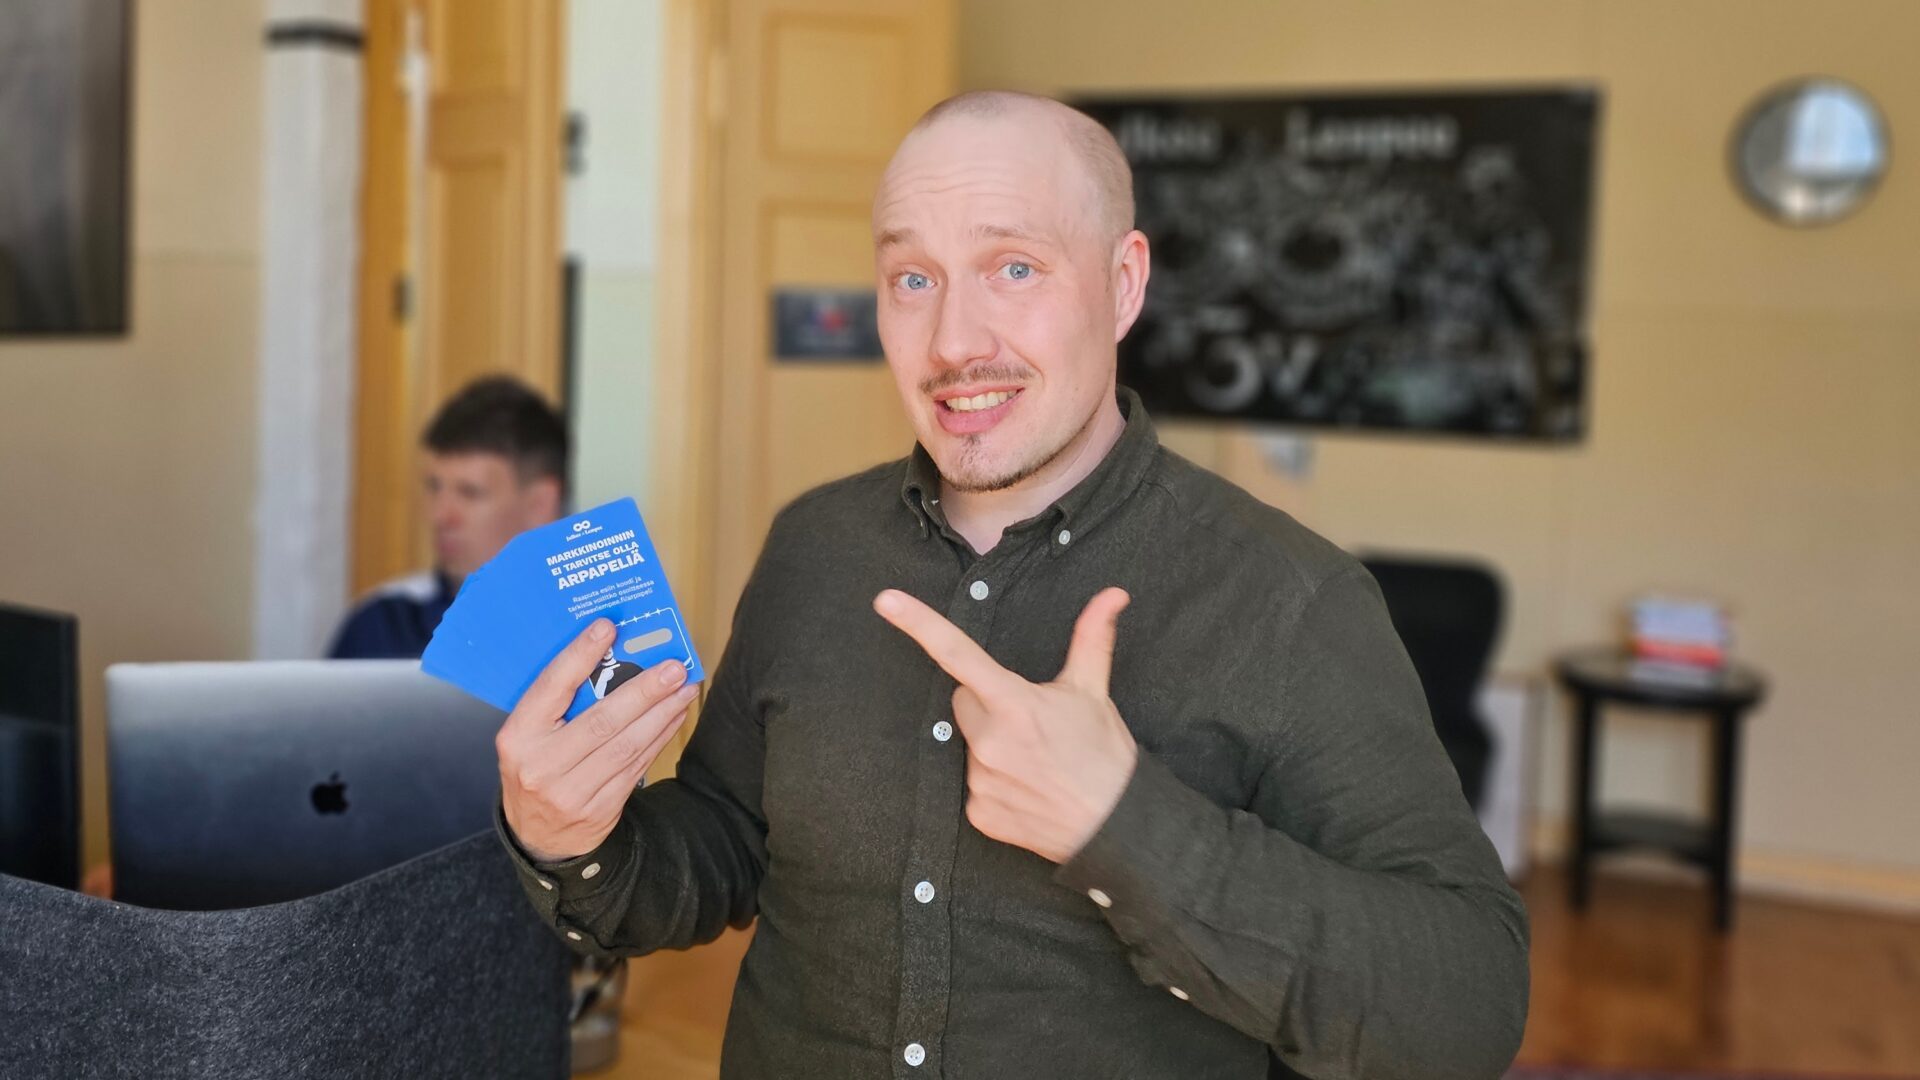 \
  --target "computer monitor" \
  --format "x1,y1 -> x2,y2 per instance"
0,602 -> 81,888
107,660 -> 506,910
